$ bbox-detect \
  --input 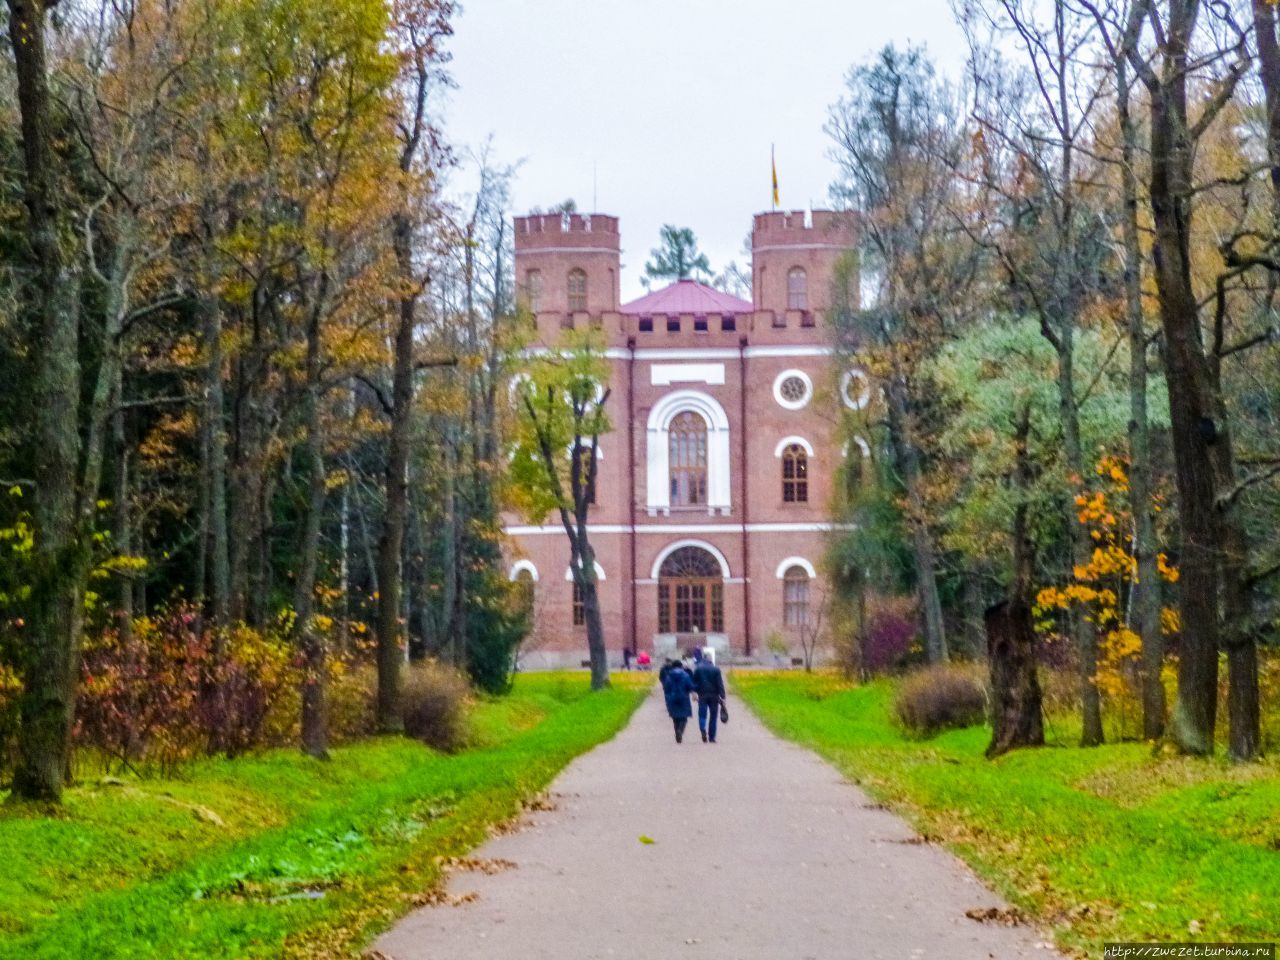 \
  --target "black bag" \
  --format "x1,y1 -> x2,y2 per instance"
719,700 -> 729,724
